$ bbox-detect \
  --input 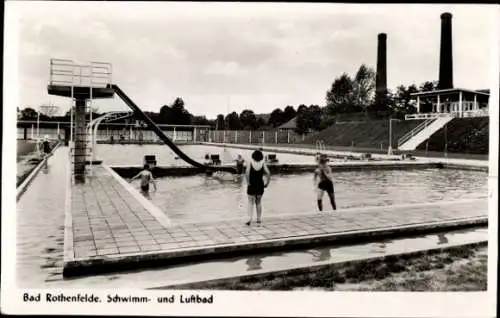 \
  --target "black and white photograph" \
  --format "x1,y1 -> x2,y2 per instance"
2,1 -> 498,316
